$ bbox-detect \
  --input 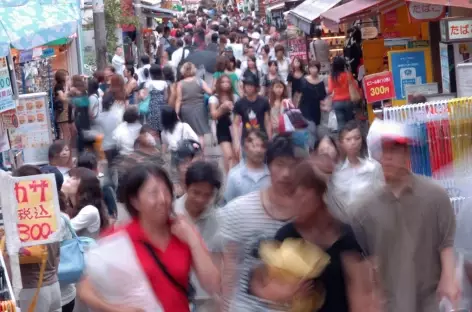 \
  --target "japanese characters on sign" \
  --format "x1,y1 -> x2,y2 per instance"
14,174 -> 61,247
0,58 -> 15,114
444,19 -> 472,41
408,2 -> 445,23
288,38 -> 308,62
363,71 -> 395,103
